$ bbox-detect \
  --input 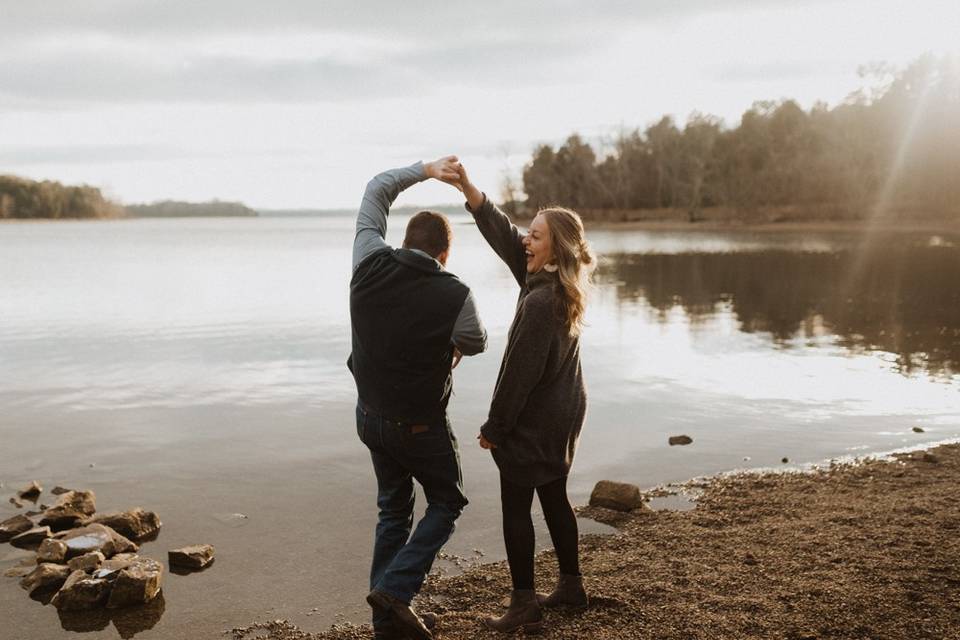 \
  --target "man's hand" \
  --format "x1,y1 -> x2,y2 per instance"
424,156 -> 461,187
478,433 -> 497,449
